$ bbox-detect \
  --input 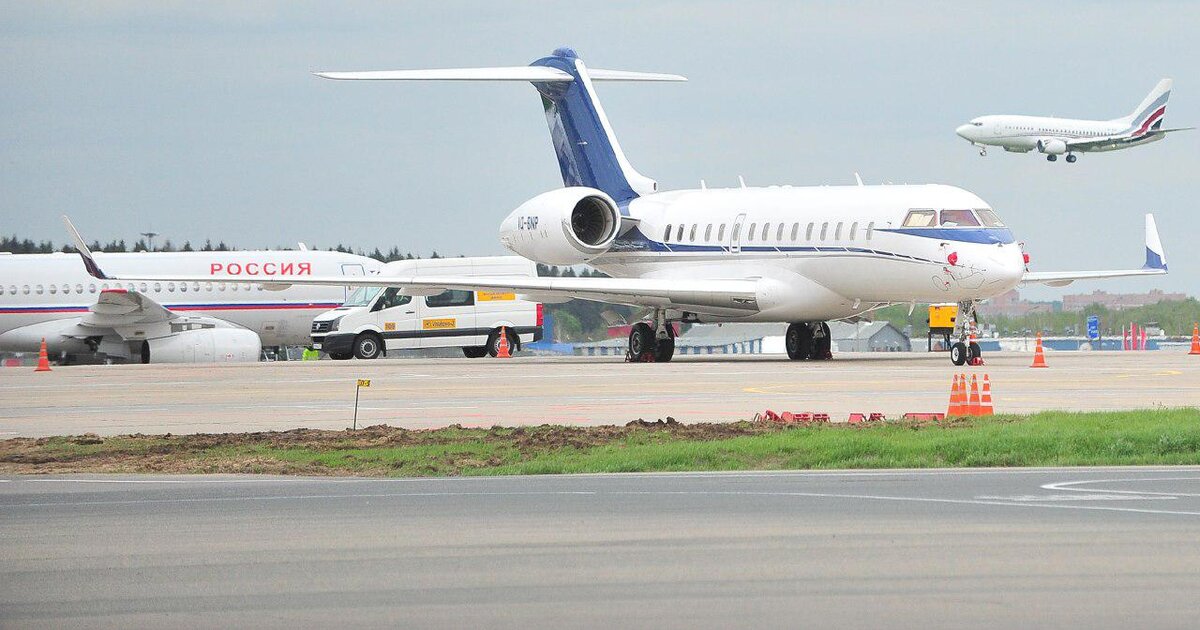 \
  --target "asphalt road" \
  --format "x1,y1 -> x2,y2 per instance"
4,468 -> 1200,628
2,351 -> 1198,436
